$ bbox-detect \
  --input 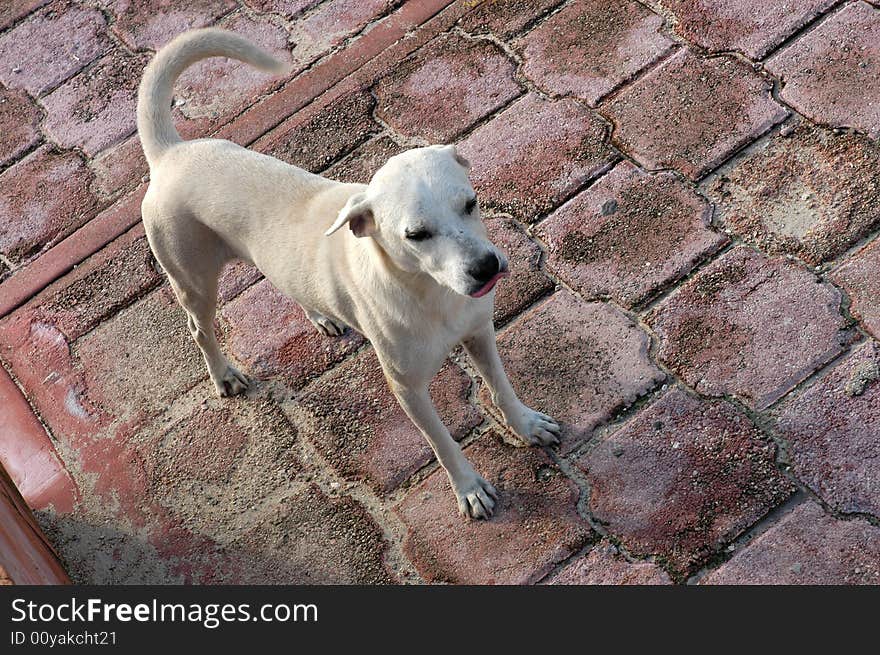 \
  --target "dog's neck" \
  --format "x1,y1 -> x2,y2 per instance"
360,236 -> 462,310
